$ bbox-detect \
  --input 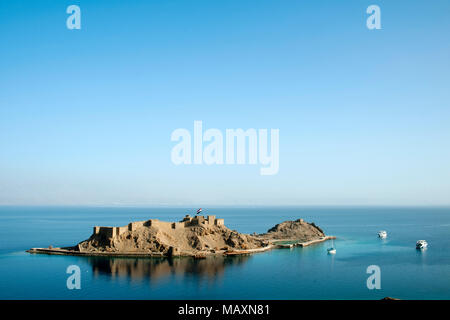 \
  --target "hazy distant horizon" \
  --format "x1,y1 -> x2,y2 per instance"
1,203 -> 450,208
